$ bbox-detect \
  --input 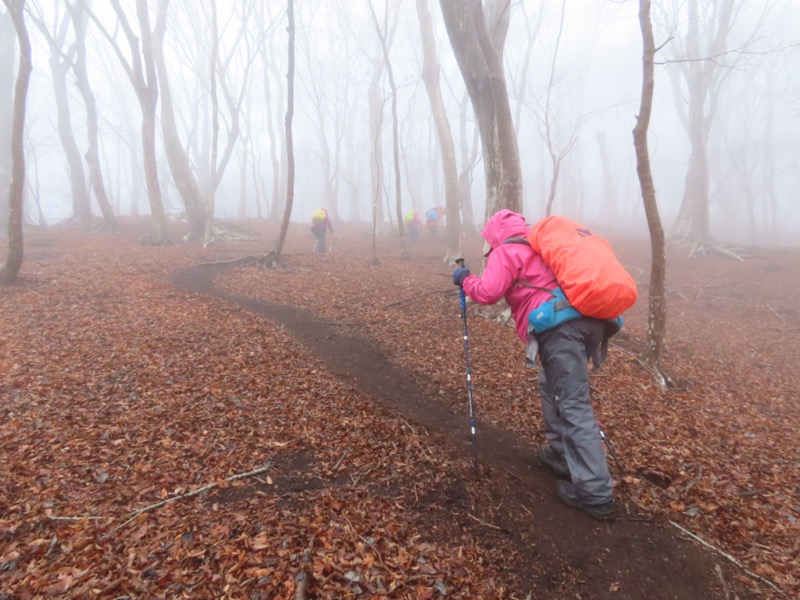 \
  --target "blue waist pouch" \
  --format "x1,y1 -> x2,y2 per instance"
528,287 -> 583,335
